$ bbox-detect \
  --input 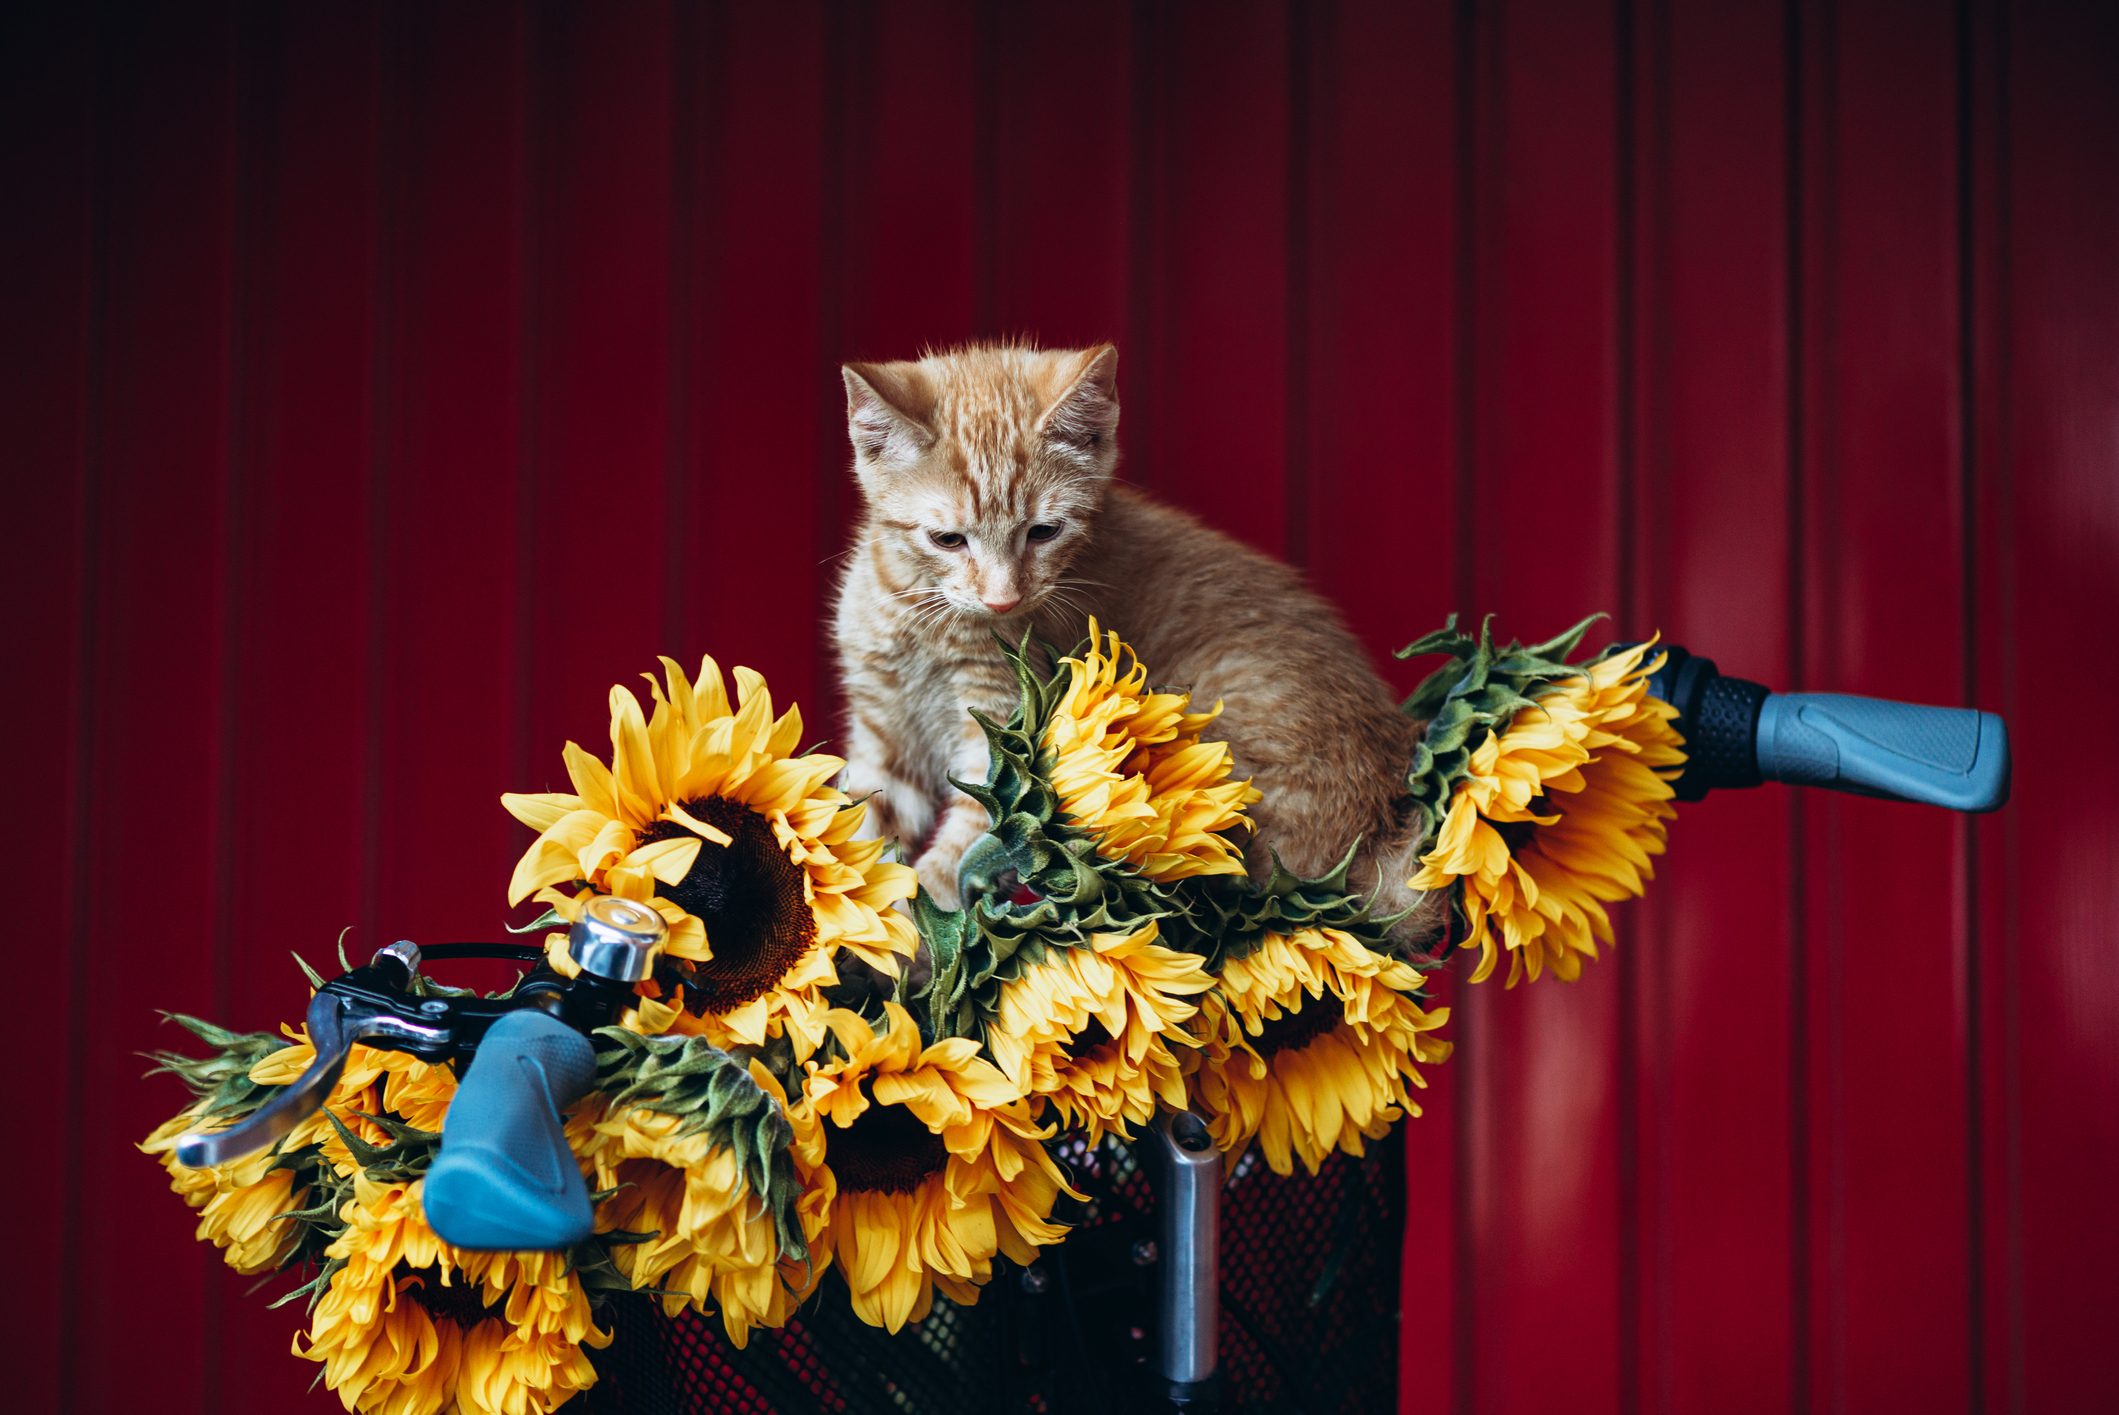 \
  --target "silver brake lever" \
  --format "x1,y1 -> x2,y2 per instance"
173,941 -> 451,1169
